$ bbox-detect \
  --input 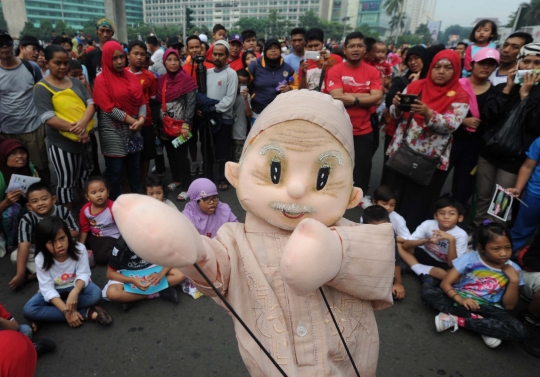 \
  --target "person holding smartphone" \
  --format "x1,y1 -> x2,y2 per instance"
386,50 -> 470,231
